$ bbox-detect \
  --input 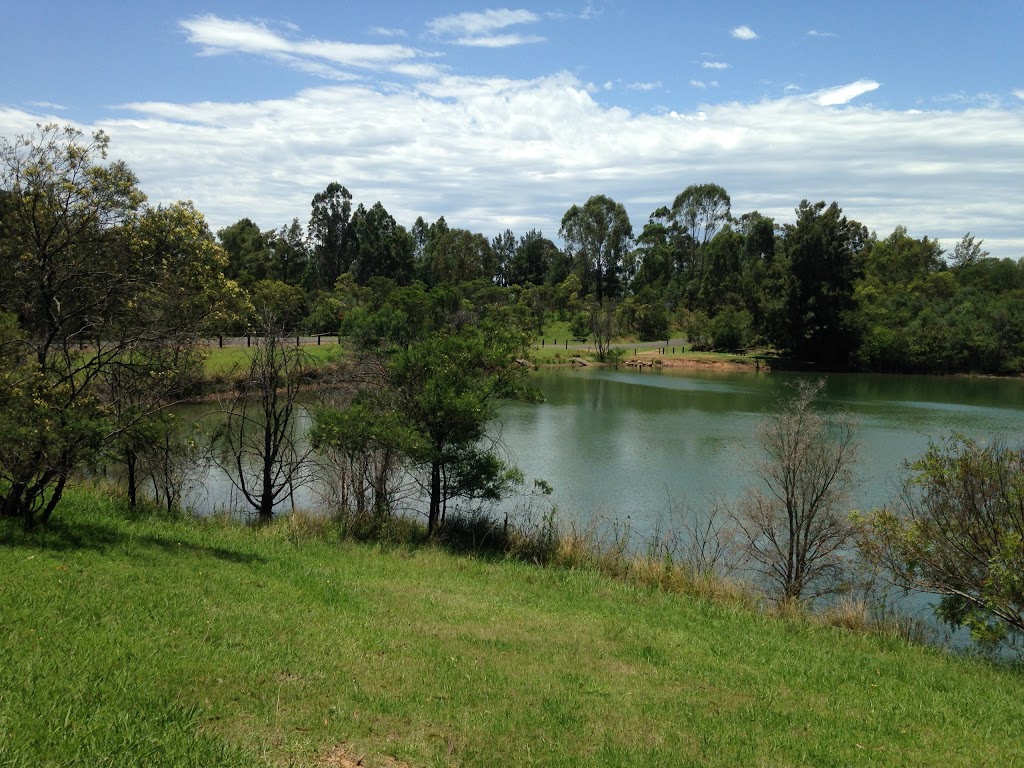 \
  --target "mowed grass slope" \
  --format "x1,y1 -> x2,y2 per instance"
1,490 -> 1022,767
